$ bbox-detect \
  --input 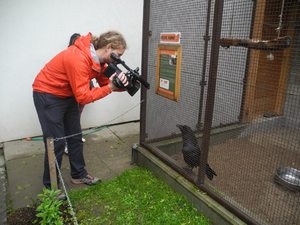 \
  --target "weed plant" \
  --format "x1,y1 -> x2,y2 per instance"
69,167 -> 210,225
35,189 -> 63,225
